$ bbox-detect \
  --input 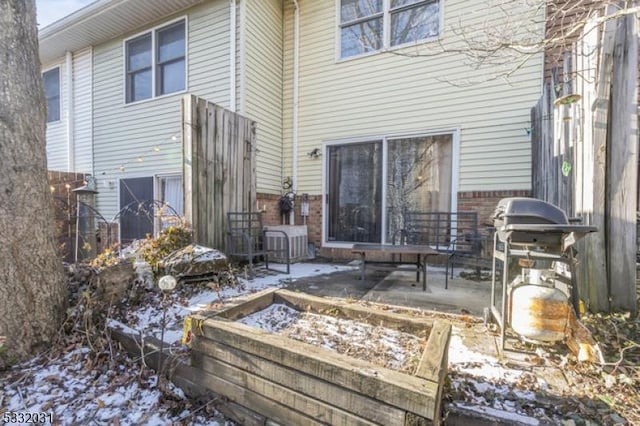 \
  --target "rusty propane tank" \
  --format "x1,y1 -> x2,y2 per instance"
510,283 -> 569,342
